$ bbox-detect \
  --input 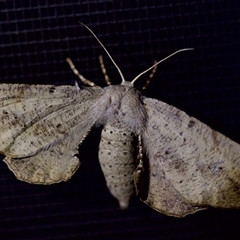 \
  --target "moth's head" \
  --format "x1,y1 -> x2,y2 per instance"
120,80 -> 134,87
79,22 -> 194,88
